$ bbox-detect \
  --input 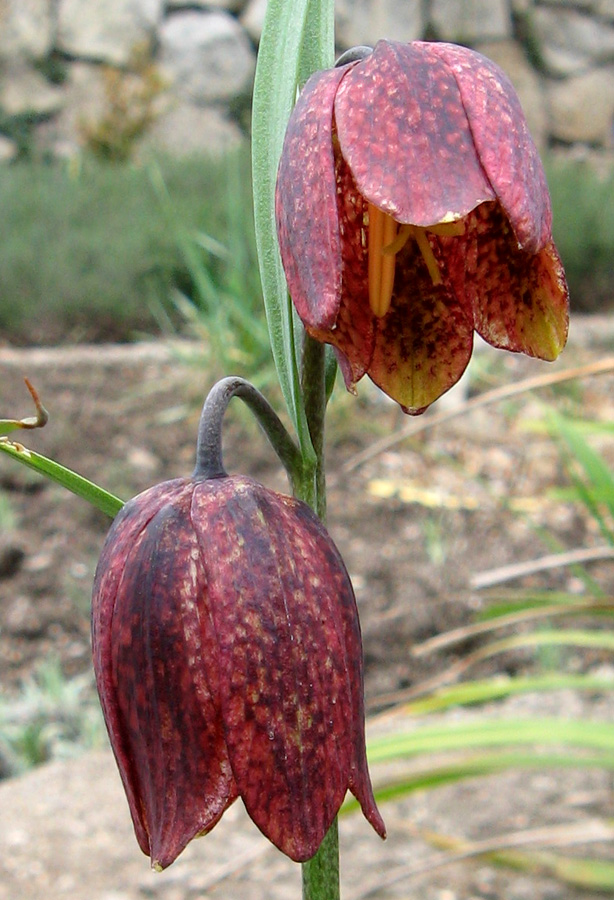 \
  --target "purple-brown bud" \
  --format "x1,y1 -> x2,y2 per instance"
92,473 -> 385,868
